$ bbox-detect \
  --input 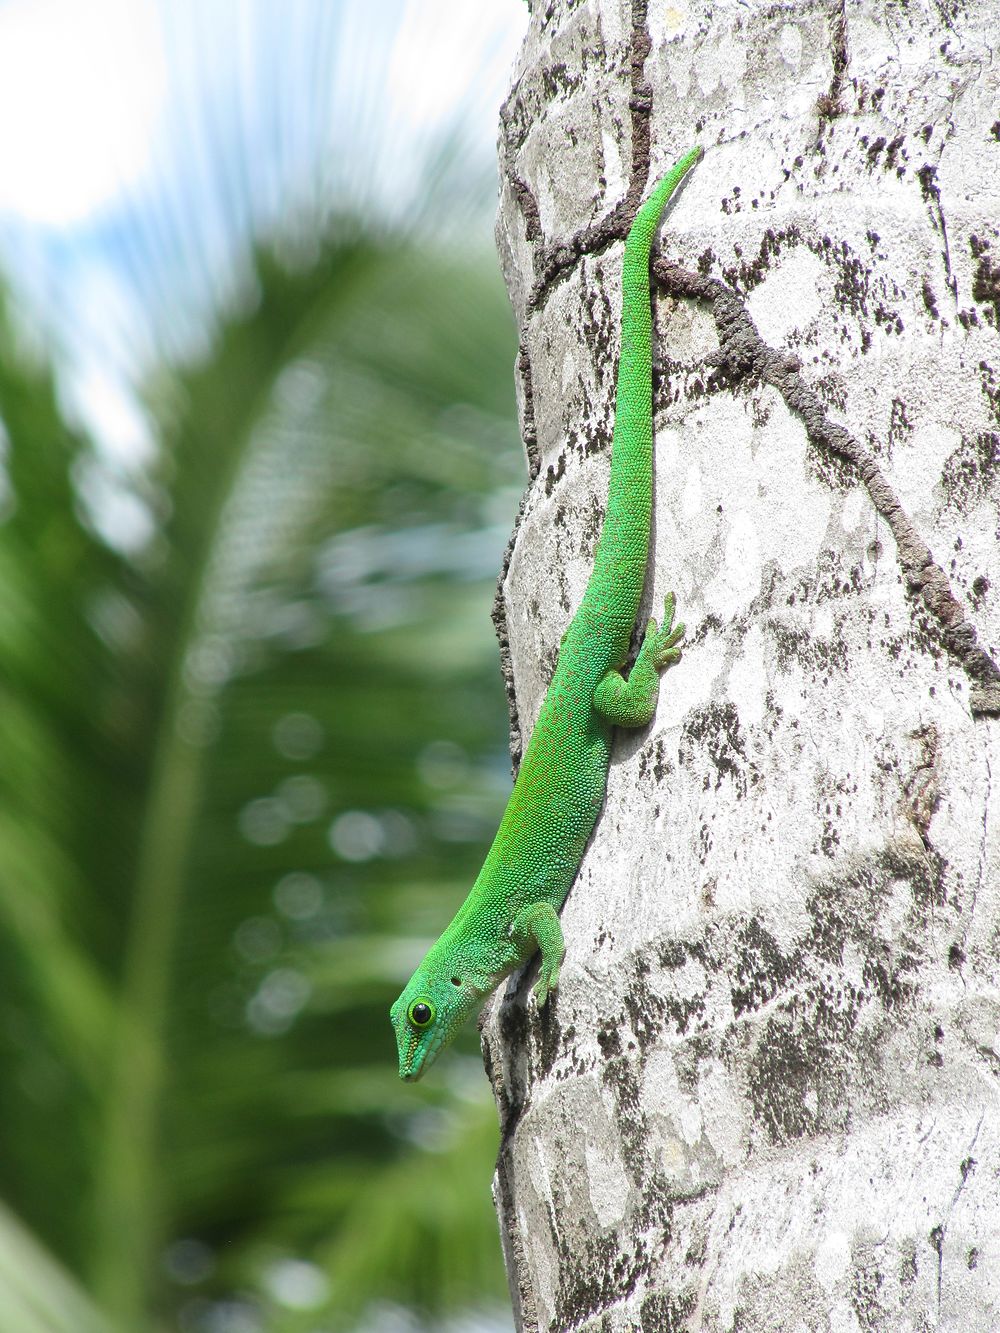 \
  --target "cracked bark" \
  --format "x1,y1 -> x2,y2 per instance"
653,257 -> 1000,717
485,1 -> 1000,1329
